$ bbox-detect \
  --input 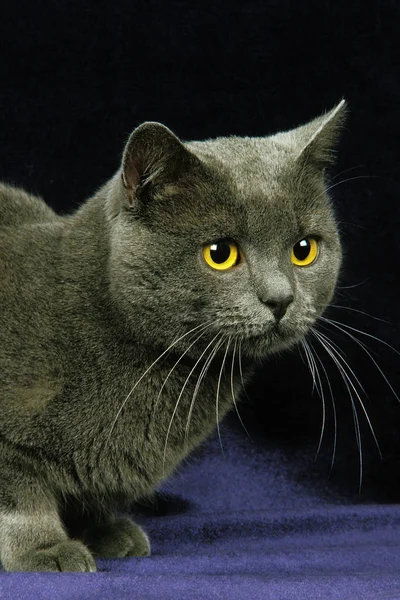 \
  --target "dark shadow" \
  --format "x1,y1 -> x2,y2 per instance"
132,492 -> 194,517
229,309 -> 400,504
